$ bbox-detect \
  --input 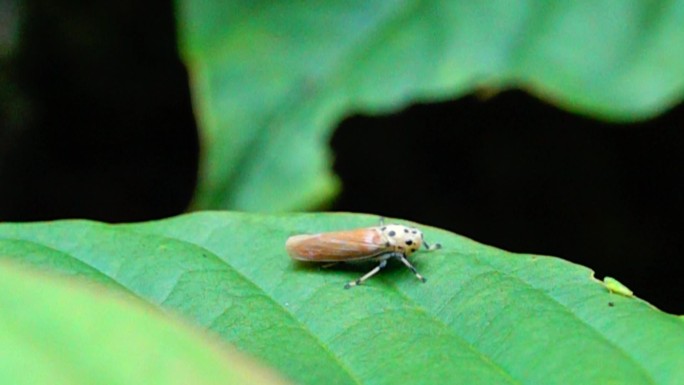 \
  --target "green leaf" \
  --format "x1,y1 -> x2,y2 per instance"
0,260 -> 289,385
177,1 -> 684,211
1,212 -> 683,385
